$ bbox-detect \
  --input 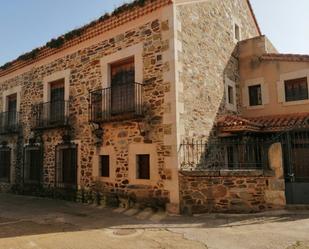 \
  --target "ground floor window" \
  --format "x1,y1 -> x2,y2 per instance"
55,144 -> 77,188
136,154 -> 150,180
100,155 -> 110,177
23,146 -> 42,184
0,147 -> 11,182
